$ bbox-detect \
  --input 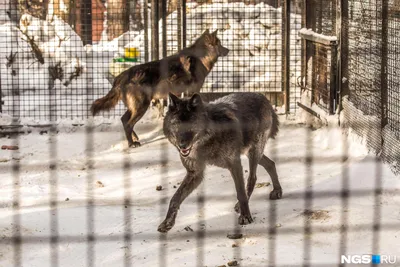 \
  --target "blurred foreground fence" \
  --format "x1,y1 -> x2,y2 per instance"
0,1 -> 399,267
